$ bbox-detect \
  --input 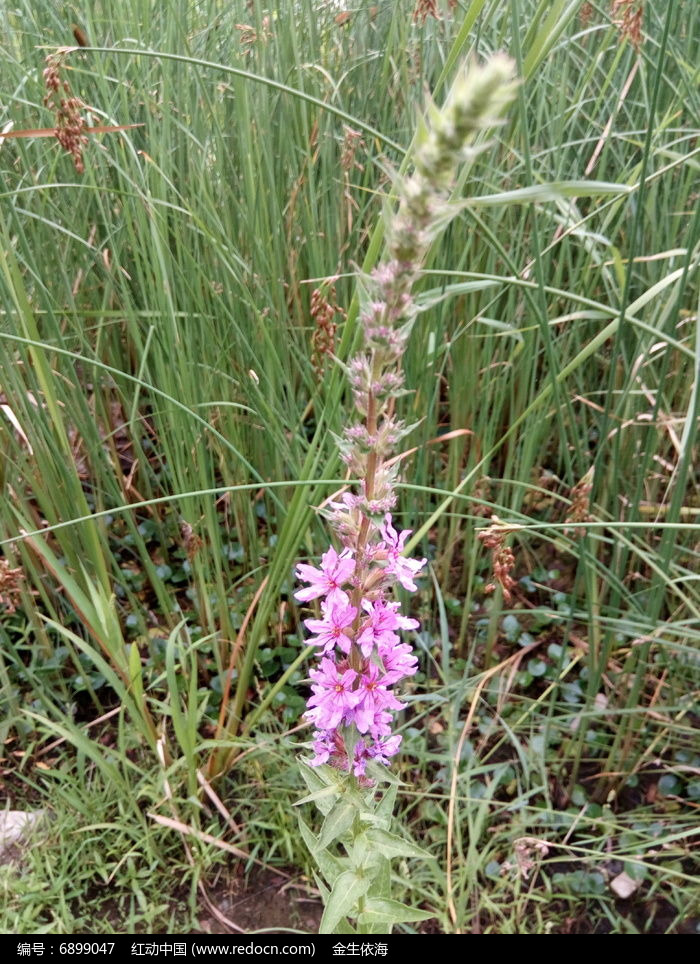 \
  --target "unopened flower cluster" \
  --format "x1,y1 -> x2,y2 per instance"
296,55 -> 517,777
